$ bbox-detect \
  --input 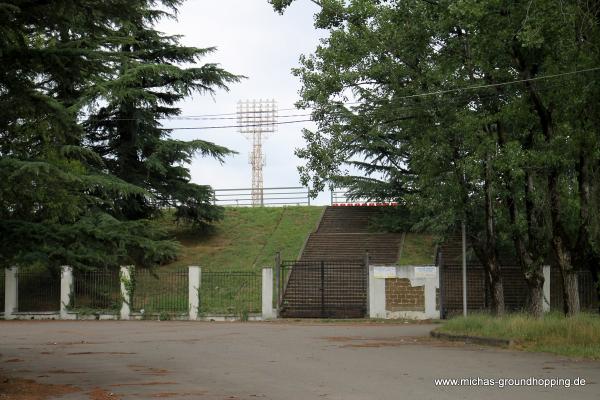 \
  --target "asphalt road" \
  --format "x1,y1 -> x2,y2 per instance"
0,320 -> 598,399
